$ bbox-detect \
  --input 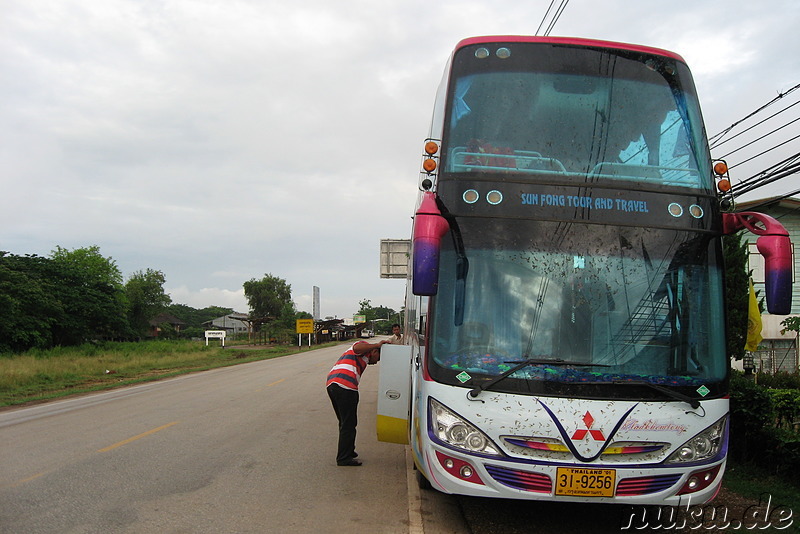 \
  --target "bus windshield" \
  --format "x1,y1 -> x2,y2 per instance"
427,218 -> 728,398
442,42 -> 710,190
